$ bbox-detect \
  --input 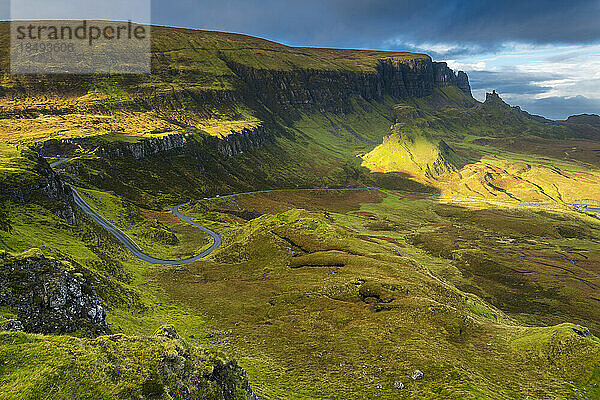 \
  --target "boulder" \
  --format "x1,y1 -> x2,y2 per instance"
412,370 -> 424,380
394,381 -> 405,389
0,251 -> 109,337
